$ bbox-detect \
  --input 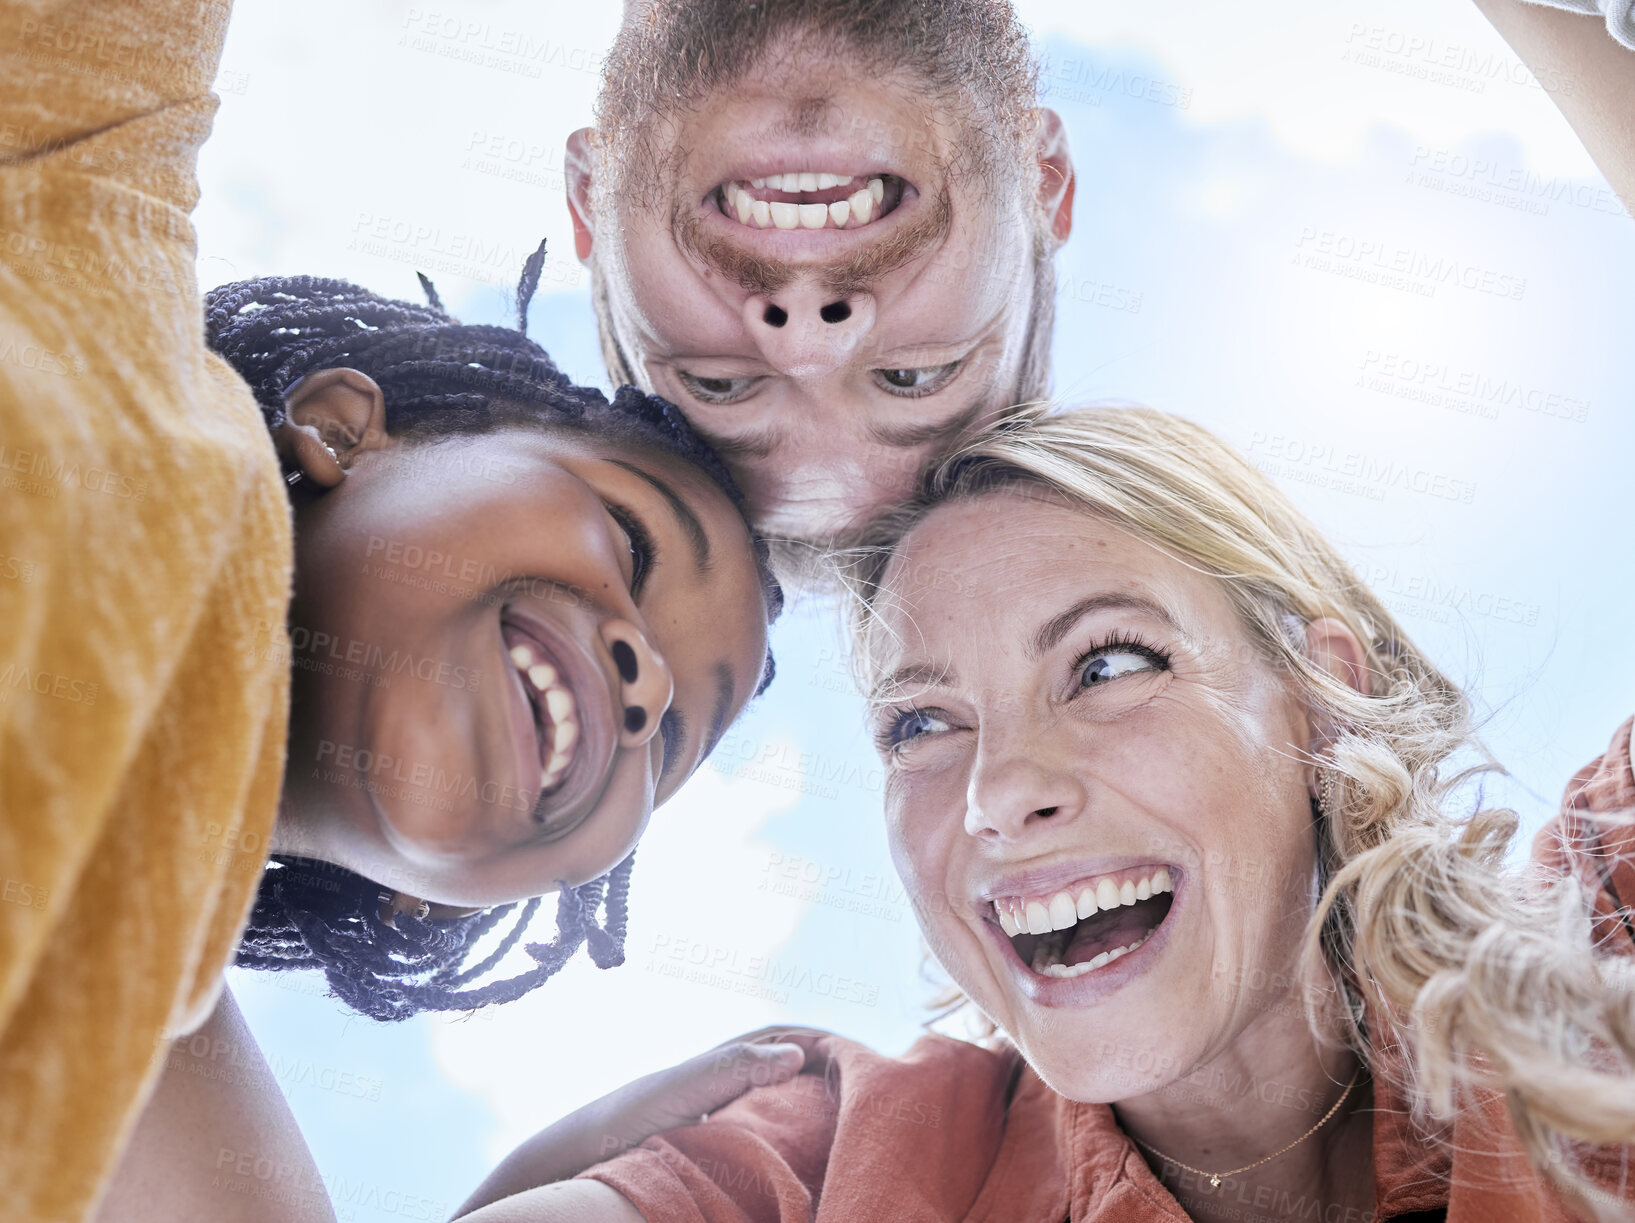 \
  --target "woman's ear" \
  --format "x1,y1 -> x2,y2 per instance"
272,368 -> 389,488
1304,617 -> 1372,698
1035,108 -> 1075,245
